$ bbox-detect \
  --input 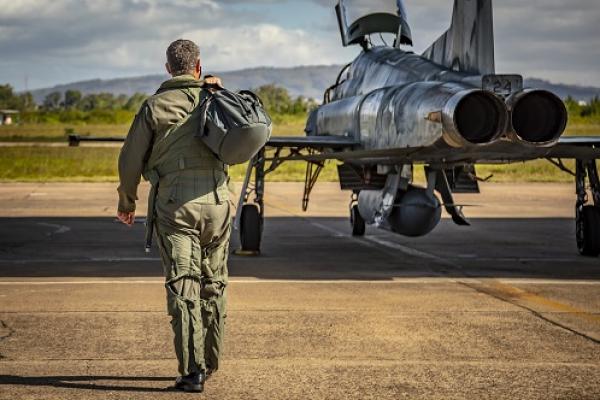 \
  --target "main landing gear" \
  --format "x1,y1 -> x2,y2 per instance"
236,147 -> 326,253
236,150 -> 266,254
350,193 -> 365,236
240,204 -> 262,253
575,159 -> 600,257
